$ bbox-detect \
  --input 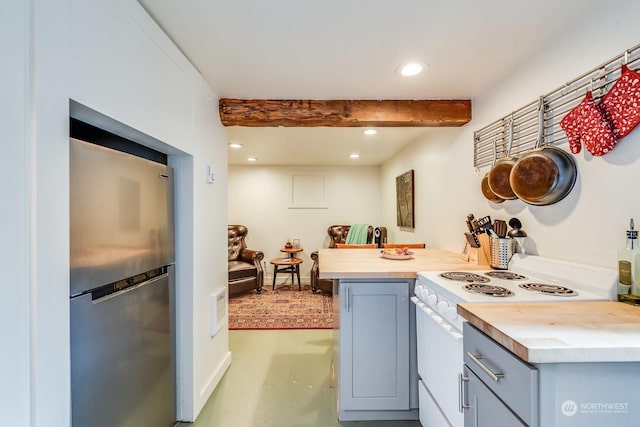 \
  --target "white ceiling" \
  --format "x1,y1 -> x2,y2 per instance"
138,0 -> 597,166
